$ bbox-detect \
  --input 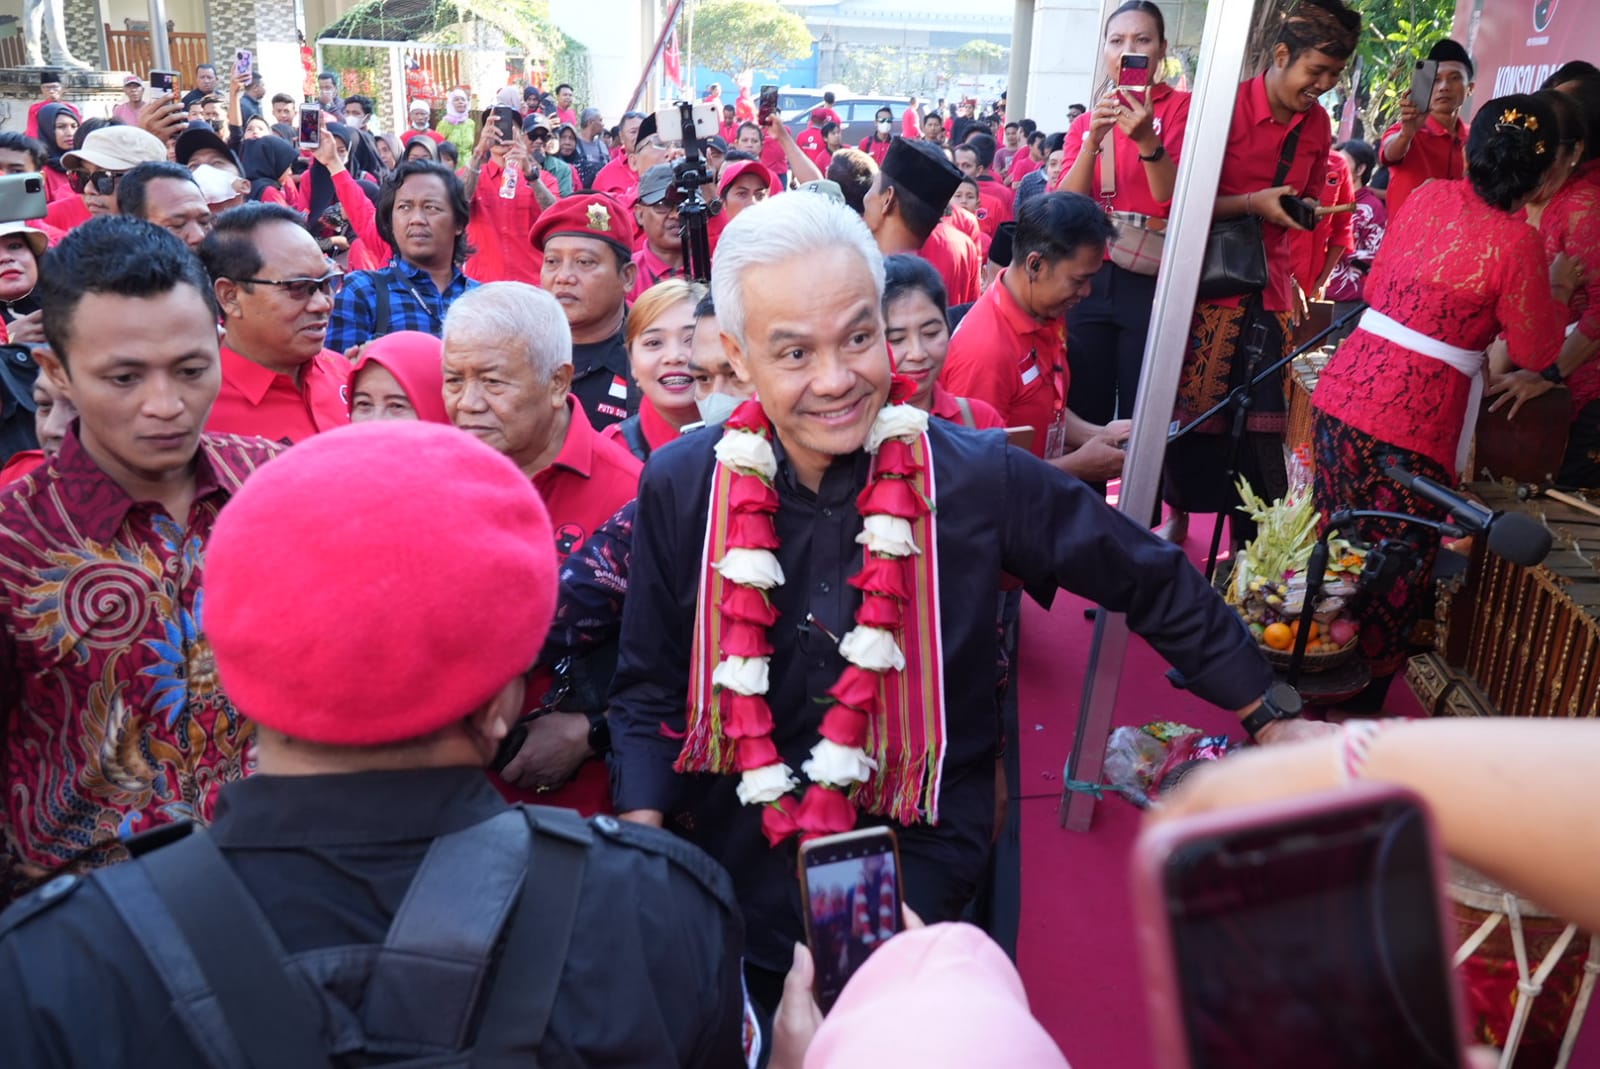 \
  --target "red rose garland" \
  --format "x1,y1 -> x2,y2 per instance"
708,378 -> 932,846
